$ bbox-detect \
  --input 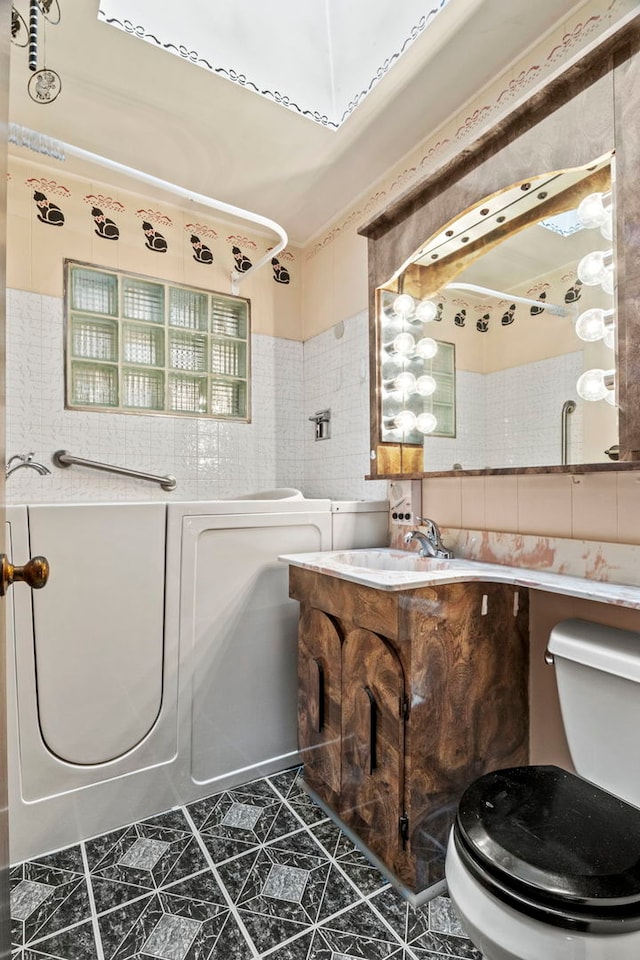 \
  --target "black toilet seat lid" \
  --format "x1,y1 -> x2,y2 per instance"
456,766 -> 640,911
